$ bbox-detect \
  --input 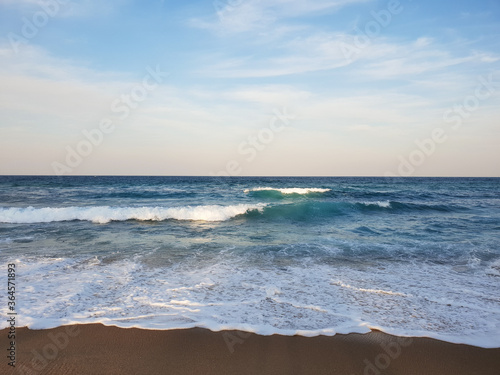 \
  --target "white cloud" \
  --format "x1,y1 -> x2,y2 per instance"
414,37 -> 432,47
191,0 -> 370,34
358,44 -> 500,79
202,28 -> 499,80
0,44 -> 113,82
200,32 -> 481,79
199,33 -> 357,78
